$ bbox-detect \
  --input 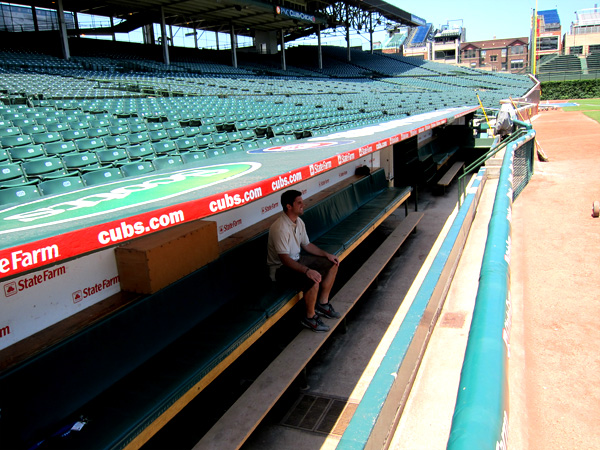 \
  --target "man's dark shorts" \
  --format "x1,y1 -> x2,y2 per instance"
275,254 -> 335,293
